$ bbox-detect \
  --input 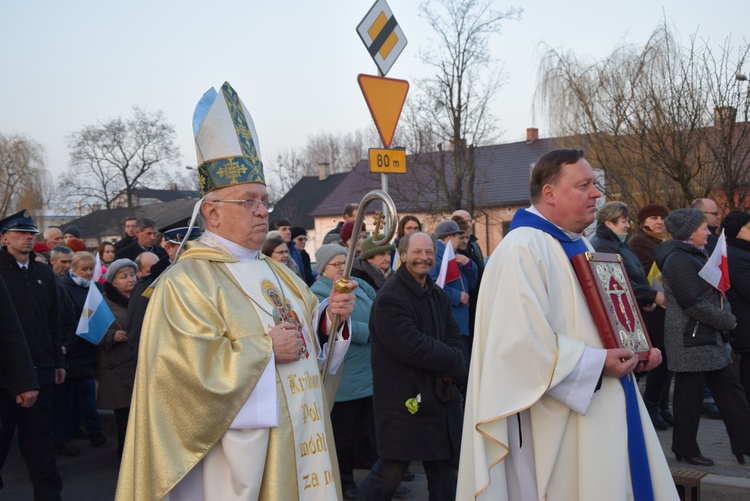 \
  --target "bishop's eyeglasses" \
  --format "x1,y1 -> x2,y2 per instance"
207,199 -> 275,213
